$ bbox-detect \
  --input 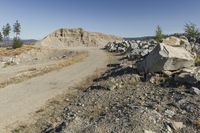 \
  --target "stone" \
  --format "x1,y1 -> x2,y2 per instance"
144,130 -> 156,133
172,121 -> 186,130
130,42 -> 139,49
137,43 -> 194,73
127,49 -> 141,60
140,49 -> 149,57
180,36 -> 188,41
105,41 -> 128,52
163,36 -> 192,51
191,87 -> 200,95
174,67 -> 200,85
166,125 -> 173,133
149,39 -> 157,44
162,70 -> 173,77
108,84 -> 116,91
163,36 -> 181,46
194,43 -> 200,54
164,109 -> 175,118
